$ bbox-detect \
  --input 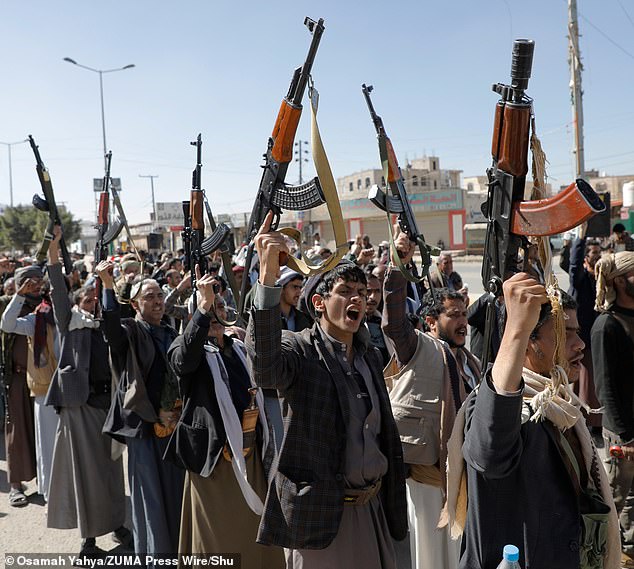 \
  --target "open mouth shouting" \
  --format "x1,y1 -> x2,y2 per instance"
346,307 -> 362,324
